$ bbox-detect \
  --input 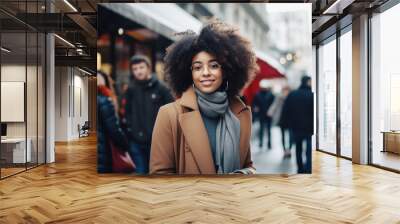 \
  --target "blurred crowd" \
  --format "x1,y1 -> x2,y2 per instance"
252,76 -> 313,173
98,55 -> 172,174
